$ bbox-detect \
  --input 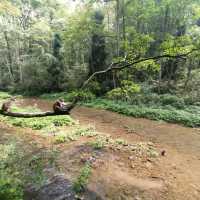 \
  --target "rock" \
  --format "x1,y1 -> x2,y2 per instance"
130,162 -> 135,169
145,161 -> 153,169
128,156 -> 134,160
161,150 -> 166,156
24,175 -> 76,200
